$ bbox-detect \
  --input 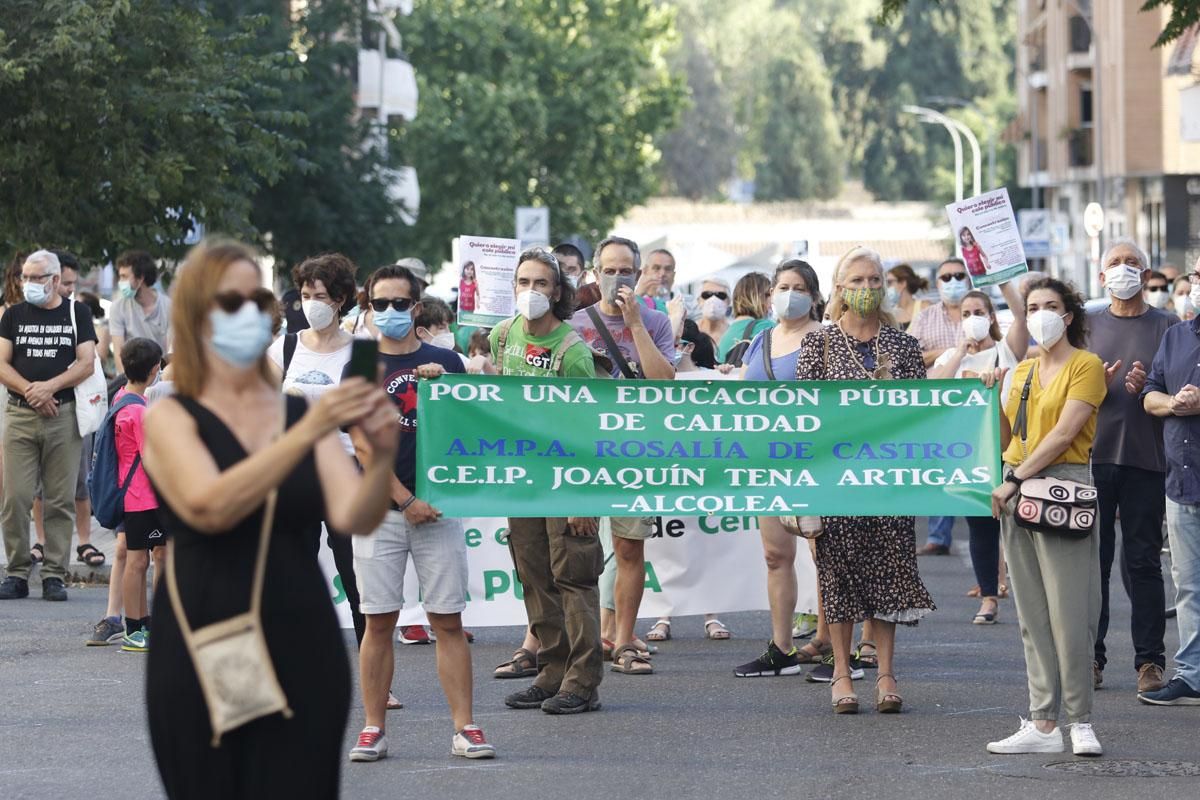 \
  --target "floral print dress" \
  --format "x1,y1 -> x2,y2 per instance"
795,323 -> 936,625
